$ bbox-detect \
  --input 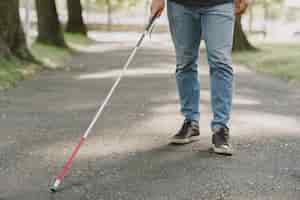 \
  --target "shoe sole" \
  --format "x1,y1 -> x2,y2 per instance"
212,145 -> 234,156
170,136 -> 200,145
